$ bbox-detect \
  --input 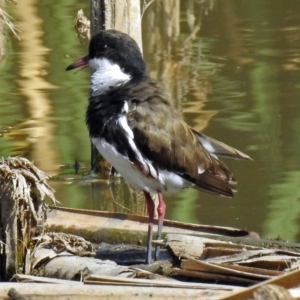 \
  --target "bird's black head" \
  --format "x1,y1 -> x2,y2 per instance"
66,30 -> 146,80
